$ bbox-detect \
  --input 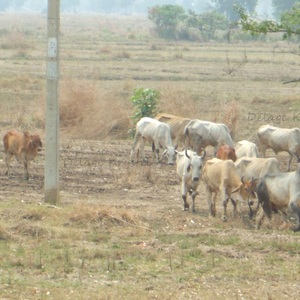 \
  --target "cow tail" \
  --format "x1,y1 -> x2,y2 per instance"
256,177 -> 272,219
